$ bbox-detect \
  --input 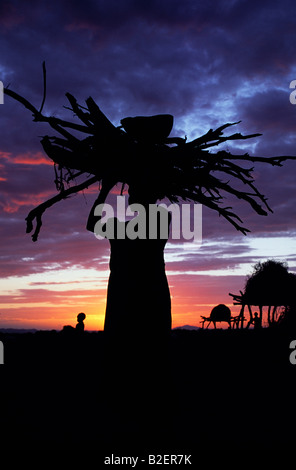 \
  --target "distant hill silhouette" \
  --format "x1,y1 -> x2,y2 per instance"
0,328 -> 38,334
173,325 -> 200,330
